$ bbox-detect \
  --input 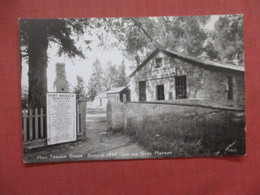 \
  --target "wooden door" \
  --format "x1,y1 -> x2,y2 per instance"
156,85 -> 165,100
